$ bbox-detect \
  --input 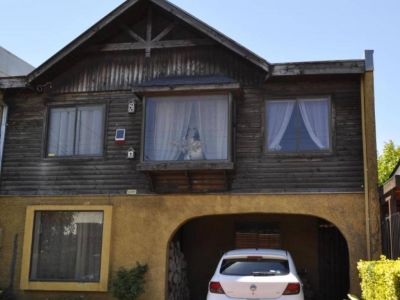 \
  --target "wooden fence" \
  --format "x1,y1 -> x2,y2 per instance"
382,212 -> 400,258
